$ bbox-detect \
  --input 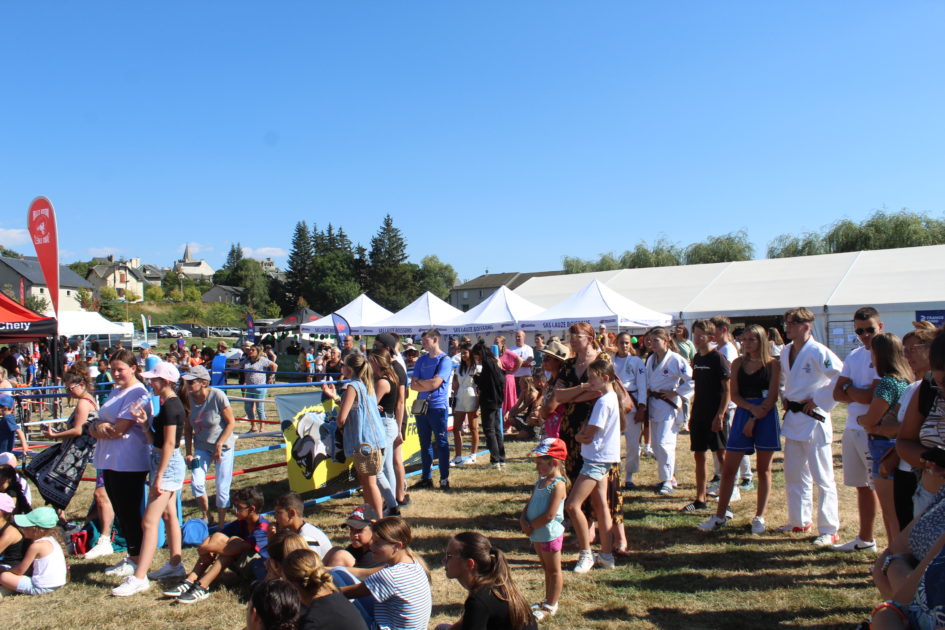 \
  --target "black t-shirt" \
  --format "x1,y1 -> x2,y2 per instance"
150,396 -> 185,447
691,350 -> 729,424
463,587 -> 537,630
346,542 -> 384,568
298,591 -> 368,630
